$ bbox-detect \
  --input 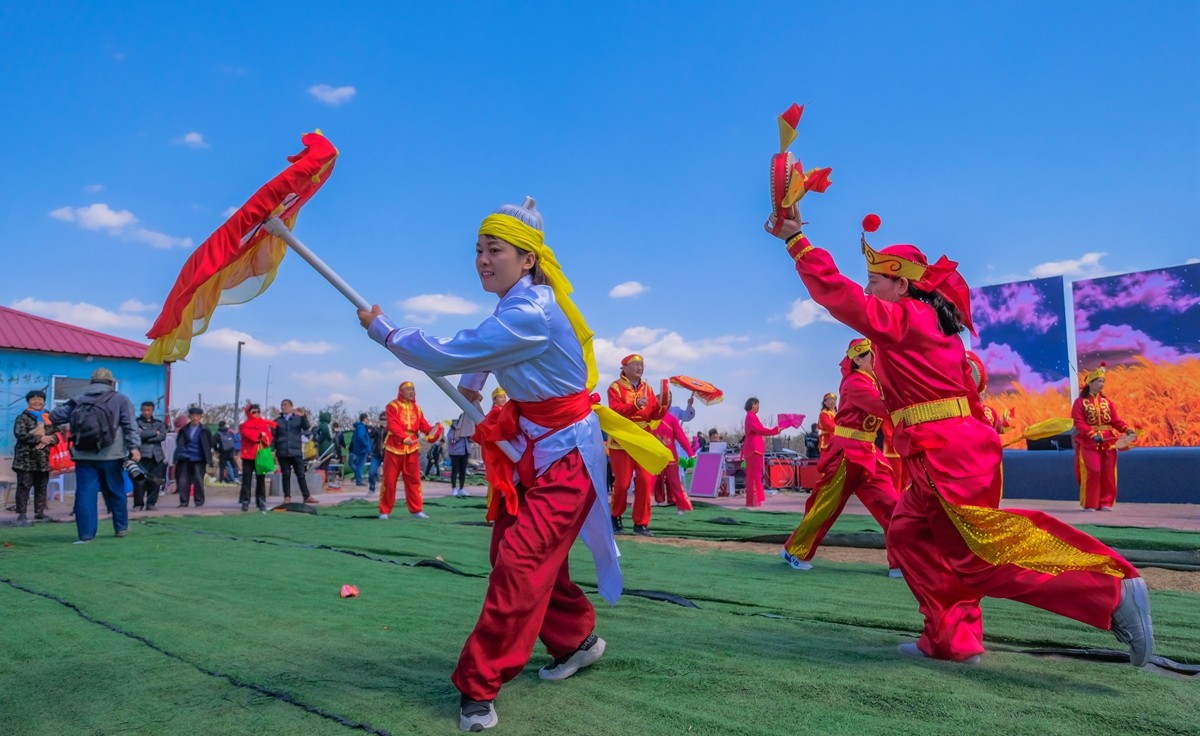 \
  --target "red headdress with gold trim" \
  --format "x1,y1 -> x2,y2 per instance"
1080,362 -> 1106,388
841,337 -> 873,378
860,214 -> 976,335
